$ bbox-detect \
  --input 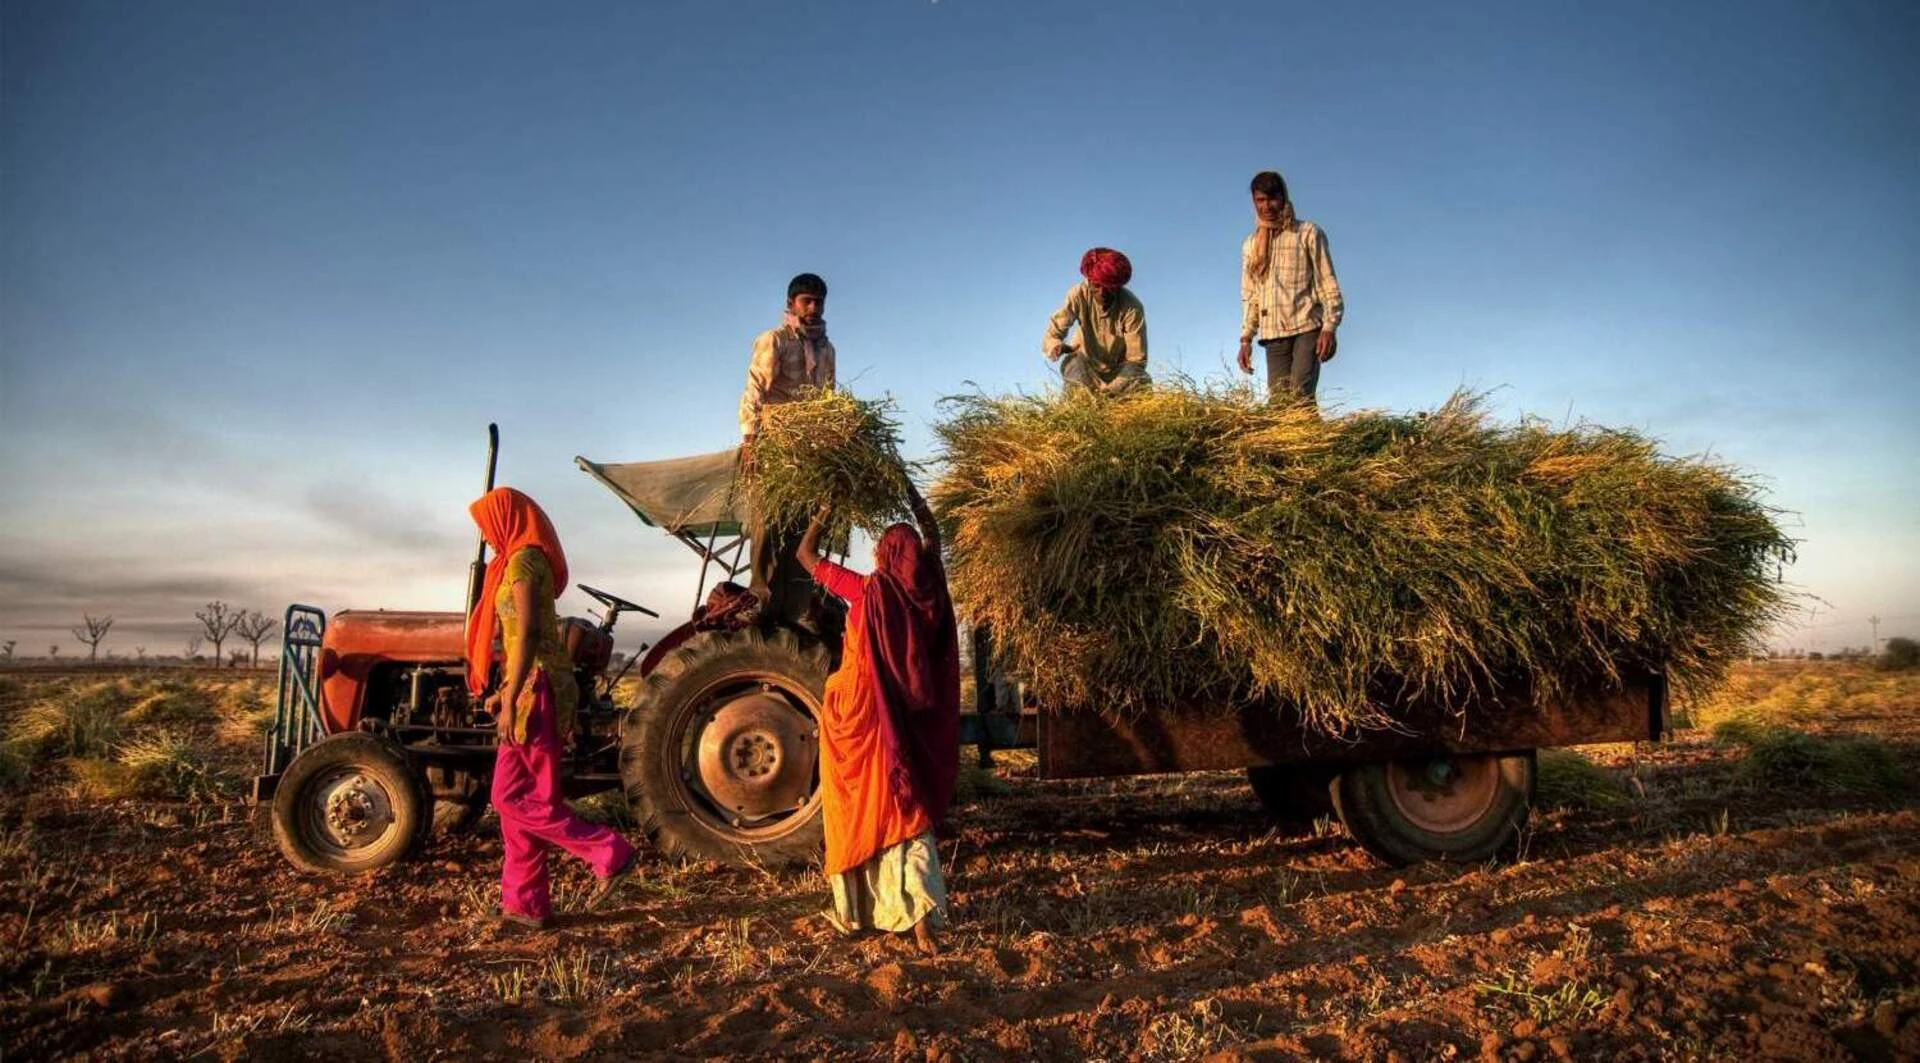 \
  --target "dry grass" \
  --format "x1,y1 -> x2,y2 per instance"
745,389 -> 915,536
934,385 -> 1792,736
